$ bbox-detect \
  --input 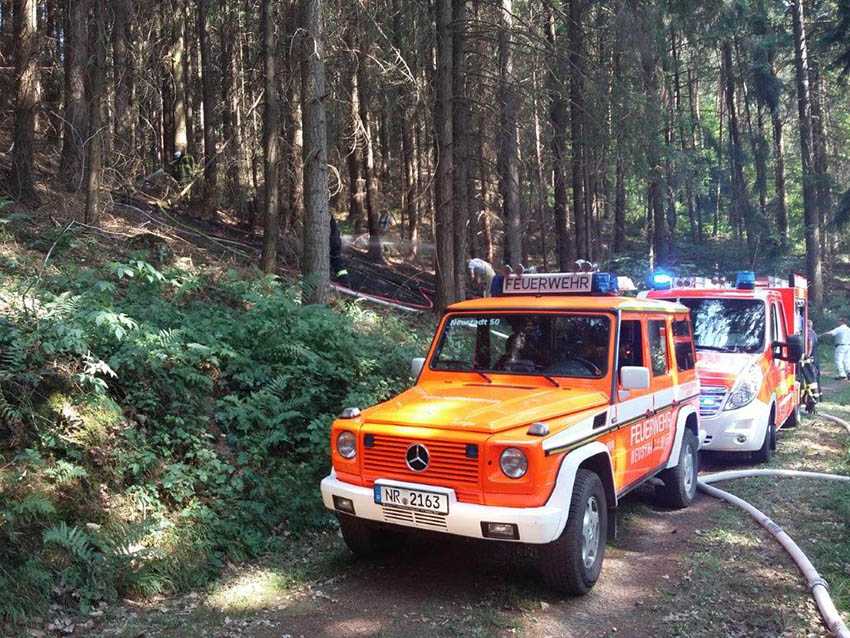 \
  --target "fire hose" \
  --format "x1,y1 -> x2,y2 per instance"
697,412 -> 850,637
